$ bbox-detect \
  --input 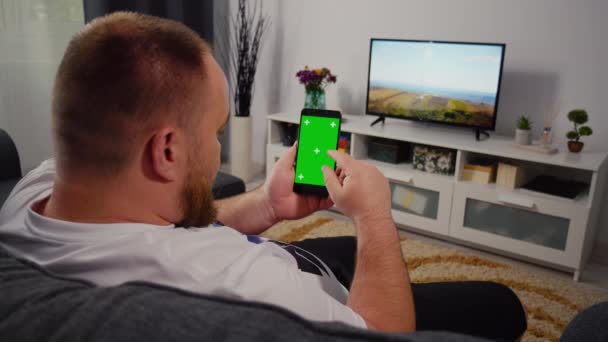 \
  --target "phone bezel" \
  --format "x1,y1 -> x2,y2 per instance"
293,108 -> 342,197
